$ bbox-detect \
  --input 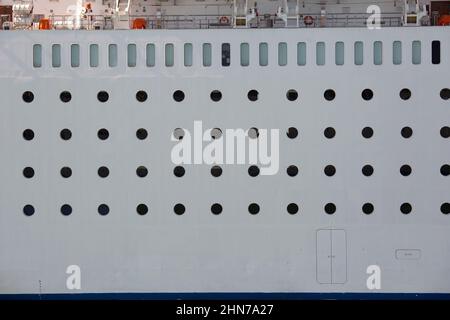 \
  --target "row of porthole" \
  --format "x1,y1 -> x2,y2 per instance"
21,88 -> 450,103
21,202 -> 450,216
21,126 -> 450,141
20,164 -> 450,179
